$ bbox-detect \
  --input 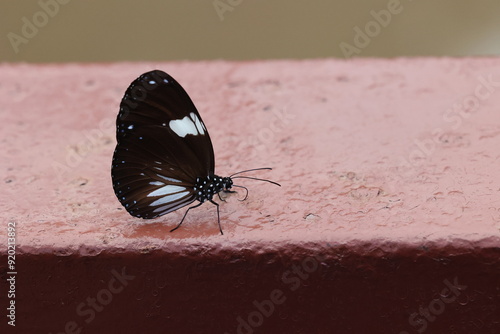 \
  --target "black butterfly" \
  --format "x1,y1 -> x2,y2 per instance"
111,70 -> 280,235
